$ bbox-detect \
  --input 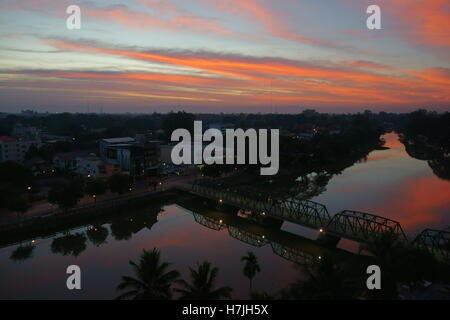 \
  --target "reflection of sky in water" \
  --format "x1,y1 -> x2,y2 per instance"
0,205 -> 297,299
1,132 -> 448,299
310,132 -> 450,236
